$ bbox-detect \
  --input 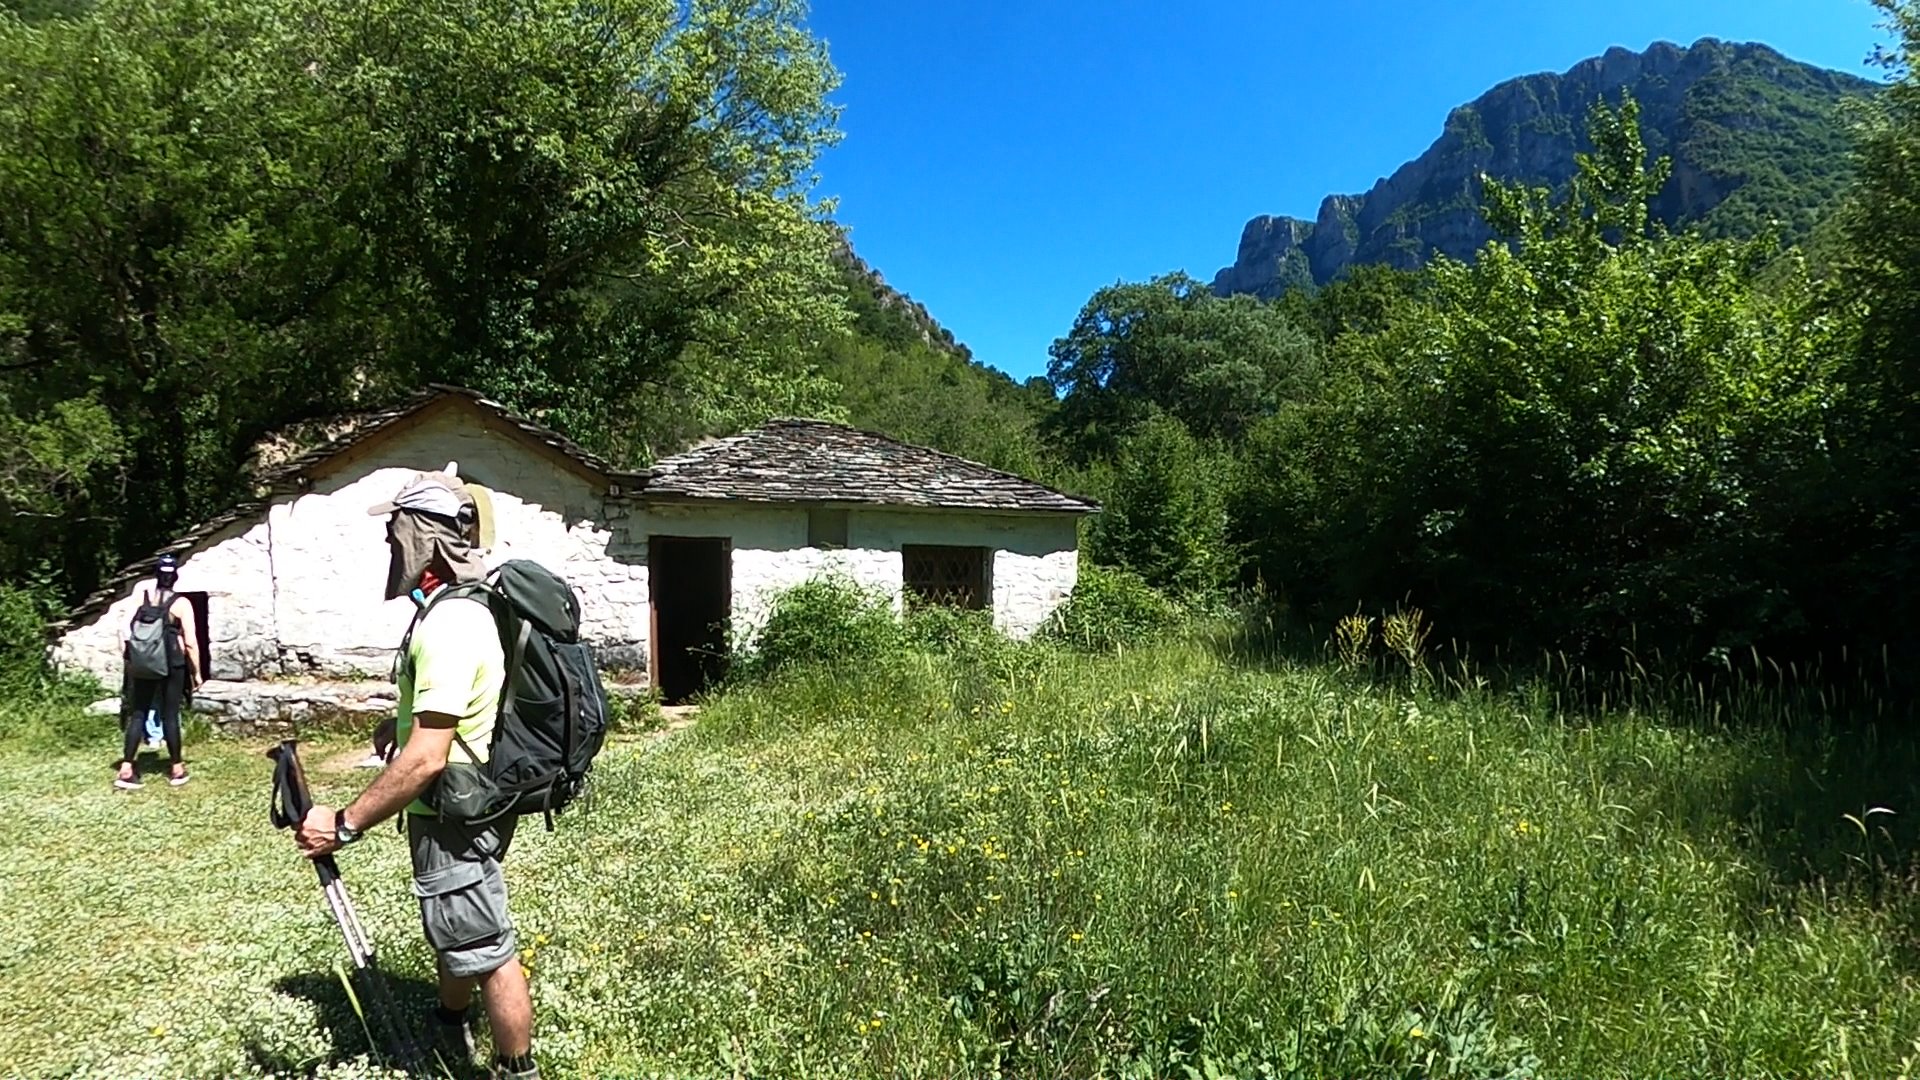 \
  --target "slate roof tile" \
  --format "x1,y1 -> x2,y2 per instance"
642,418 -> 1099,514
